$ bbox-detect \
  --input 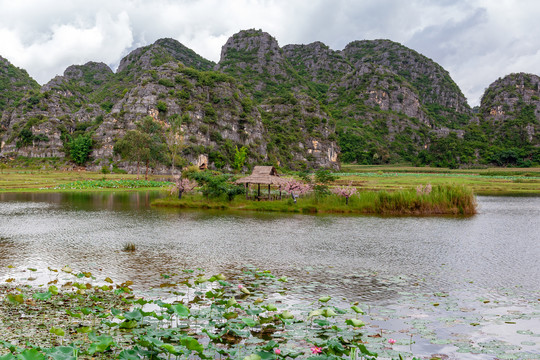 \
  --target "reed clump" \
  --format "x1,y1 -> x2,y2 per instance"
122,242 -> 137,252
370,184 -> 476,215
